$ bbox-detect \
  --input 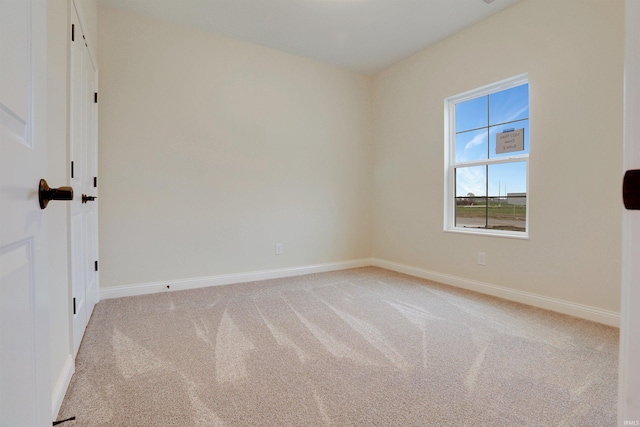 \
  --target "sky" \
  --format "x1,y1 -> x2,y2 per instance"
454,83 -> 529,198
